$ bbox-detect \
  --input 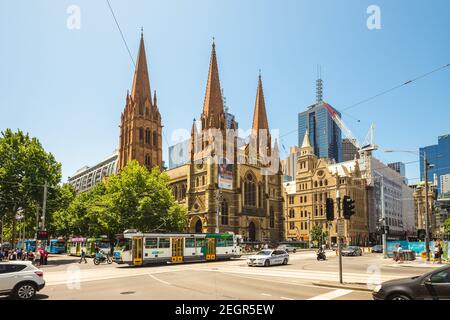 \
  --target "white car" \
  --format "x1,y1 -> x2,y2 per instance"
247,249 -> 289,267
0,261 -> 45,300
